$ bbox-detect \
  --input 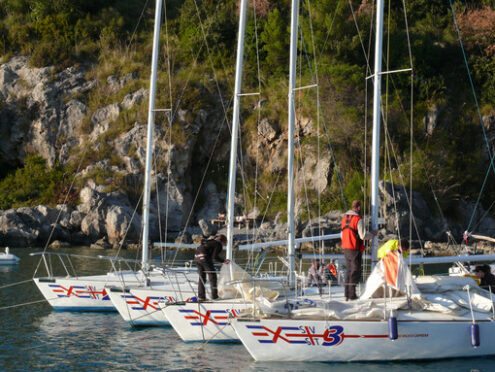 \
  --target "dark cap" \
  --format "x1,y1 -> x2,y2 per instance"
216,234 -> 227,244
351,200 -> 361,210
399,239 -> 409,250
